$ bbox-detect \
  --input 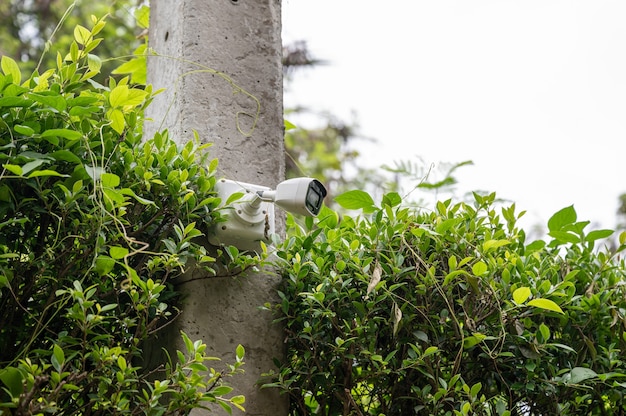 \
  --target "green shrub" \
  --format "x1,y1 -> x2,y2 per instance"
0,16 -> 252,414
269,191 -> 626,415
